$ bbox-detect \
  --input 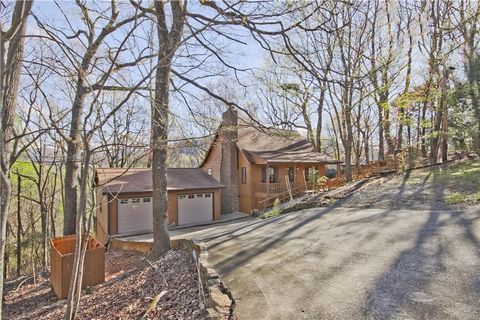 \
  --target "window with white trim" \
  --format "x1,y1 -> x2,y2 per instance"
188,194 -> 195,199
143,197 -> 151,203
120,199 -> 128,204
241,167 -> 247,184
205,193 -> 211,198
131,198 -> 140,203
